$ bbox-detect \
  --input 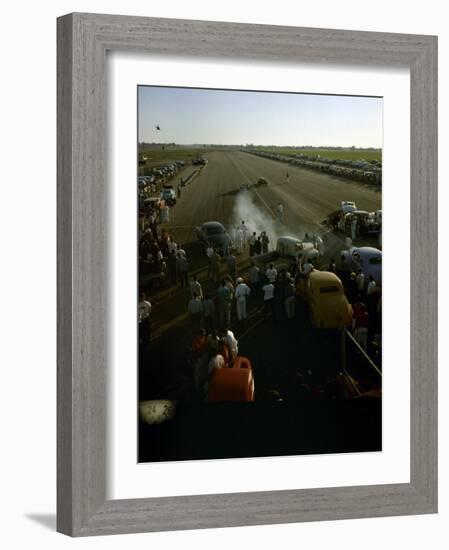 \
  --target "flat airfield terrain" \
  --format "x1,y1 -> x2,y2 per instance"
139,149 -> 382,461
167,149 -> 381,248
